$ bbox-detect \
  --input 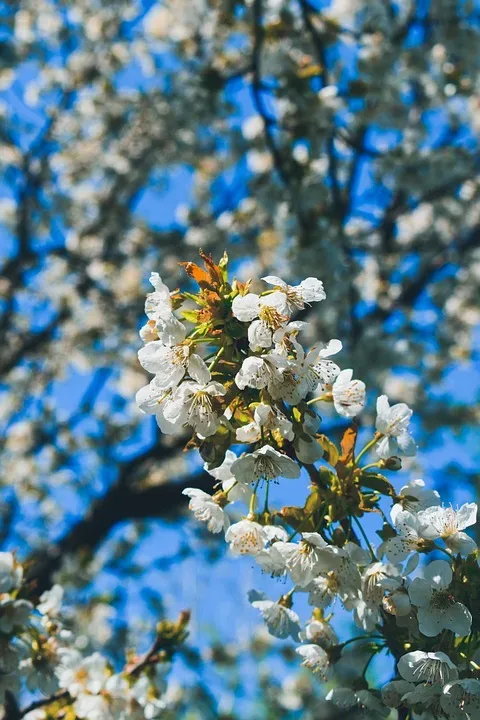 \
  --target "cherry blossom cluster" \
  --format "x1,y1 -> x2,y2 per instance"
0,552 -> 188,718
136,252 -> 480,719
